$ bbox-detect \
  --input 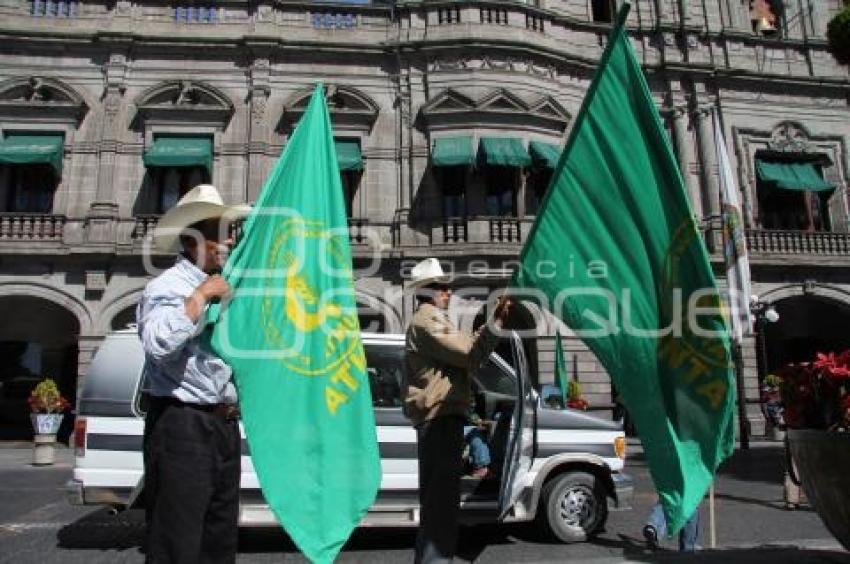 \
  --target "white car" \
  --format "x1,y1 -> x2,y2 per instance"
67,329 -> 632,542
